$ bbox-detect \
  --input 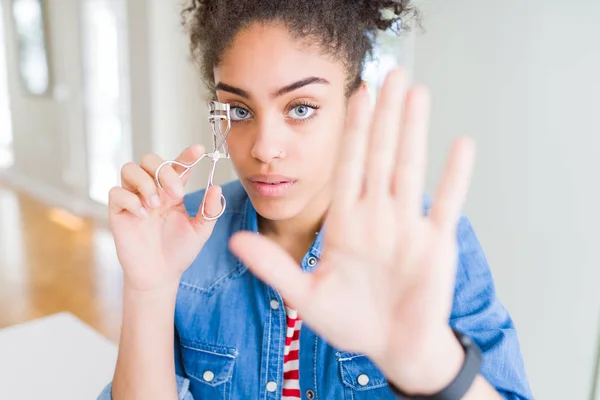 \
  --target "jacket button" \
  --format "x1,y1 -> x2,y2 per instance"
270,299 -> 280,310
203,370 -> 215,382
266,381 -> 278,392
306,389 -> 315,399
357,374 -> 370,386
307,257 -> 317,267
